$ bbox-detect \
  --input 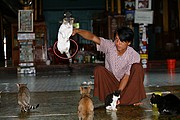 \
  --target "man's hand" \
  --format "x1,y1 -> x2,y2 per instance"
72,28 -> 79,36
